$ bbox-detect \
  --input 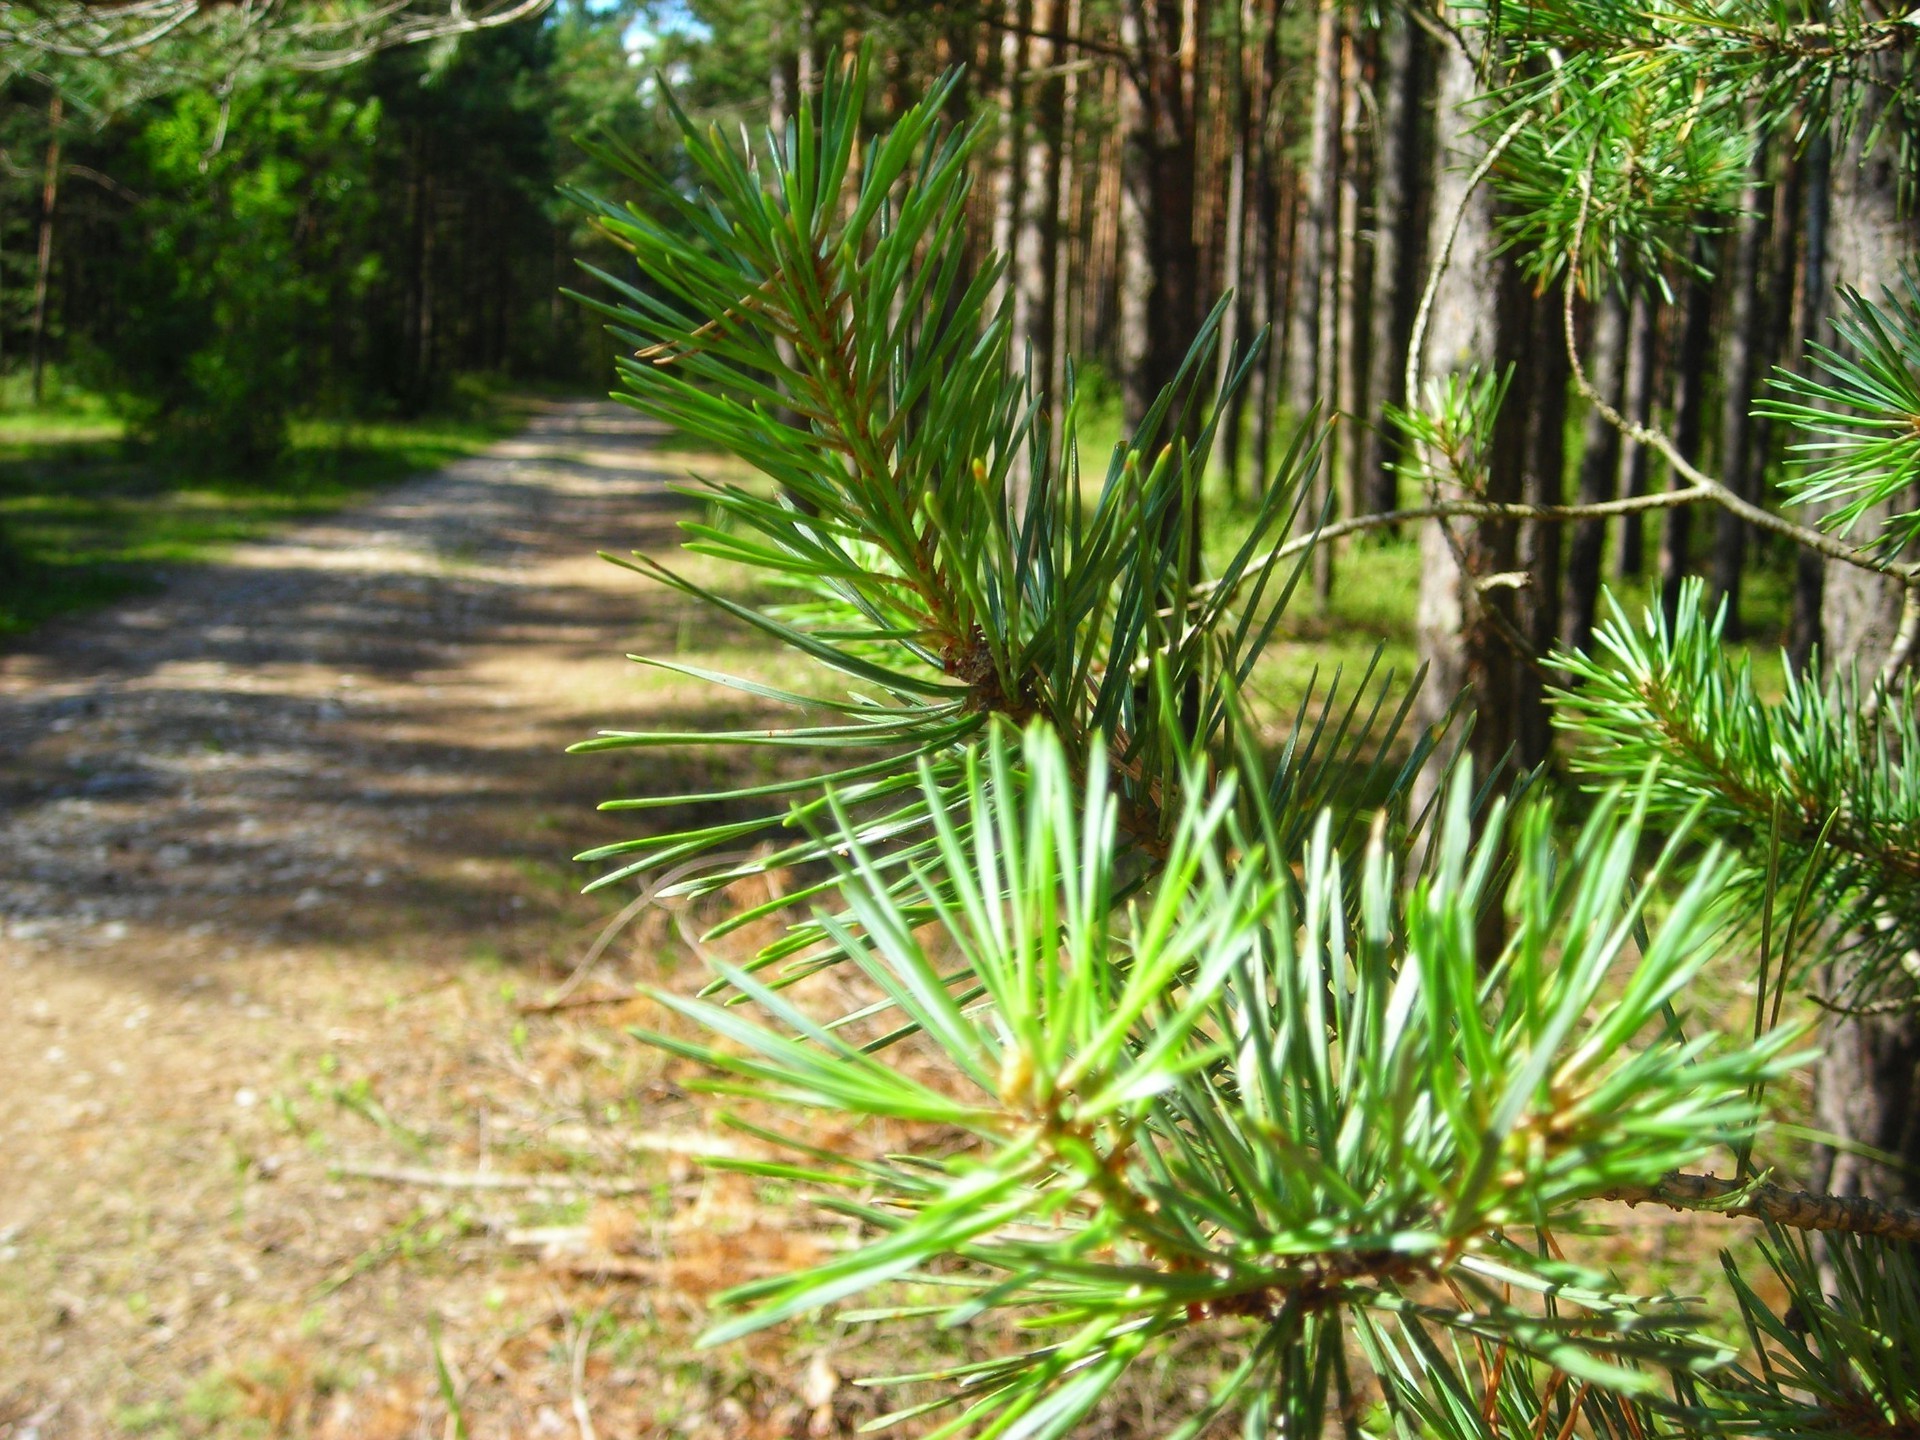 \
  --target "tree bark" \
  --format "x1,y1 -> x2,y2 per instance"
1707,152 -> 1771,638
1360,6 -> 1423,520
1561,287 -> 1626,657
29,92 -> 63,407
1010,0 -> 1062,505
1814,63 -> 1920,1206
988,0 -> 1026,324
1790,133 -> 1832,675
1413,39 -> 1532,806
1334,23 -> 1369,524
1659,256 -> 1714,623
1214,0 -> 1252,496
1516,285 -> 1569,764
1048,0 -> 1084,476
1117,0 -> 1203,427
1286,0 -> 1340,427
1613,289 -> 1656,578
